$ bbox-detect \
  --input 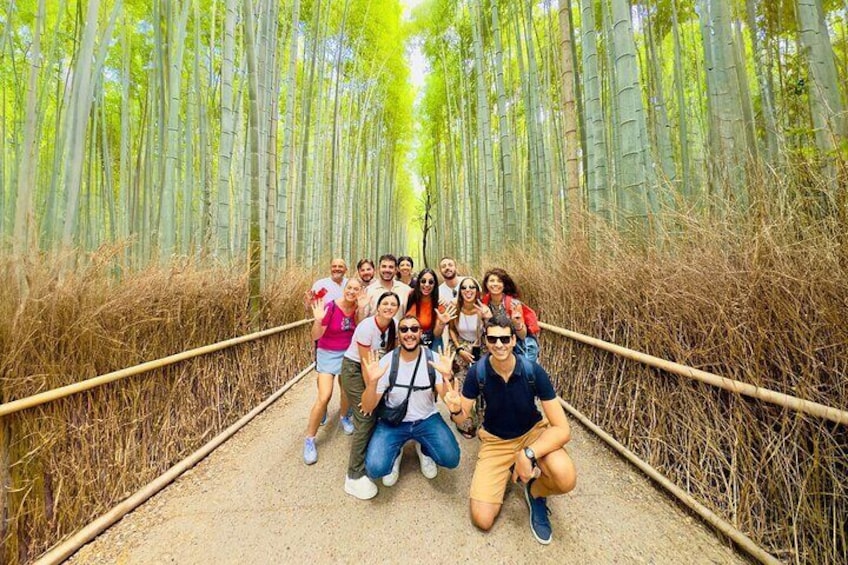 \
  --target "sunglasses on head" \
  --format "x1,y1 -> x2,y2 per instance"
485,334 -> 512,344
399,325 -> 421,334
